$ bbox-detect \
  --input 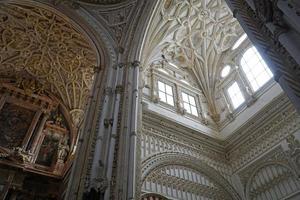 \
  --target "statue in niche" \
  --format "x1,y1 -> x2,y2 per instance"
57,138 -> 69,162
0,103 -> 35,149
36,134 -> 60,167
